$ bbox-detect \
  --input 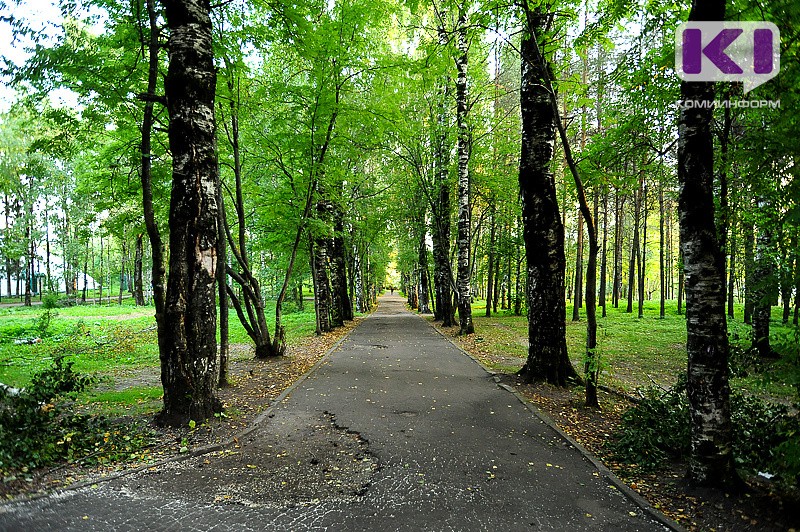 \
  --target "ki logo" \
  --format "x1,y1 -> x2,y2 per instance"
676,22 -> 780,93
